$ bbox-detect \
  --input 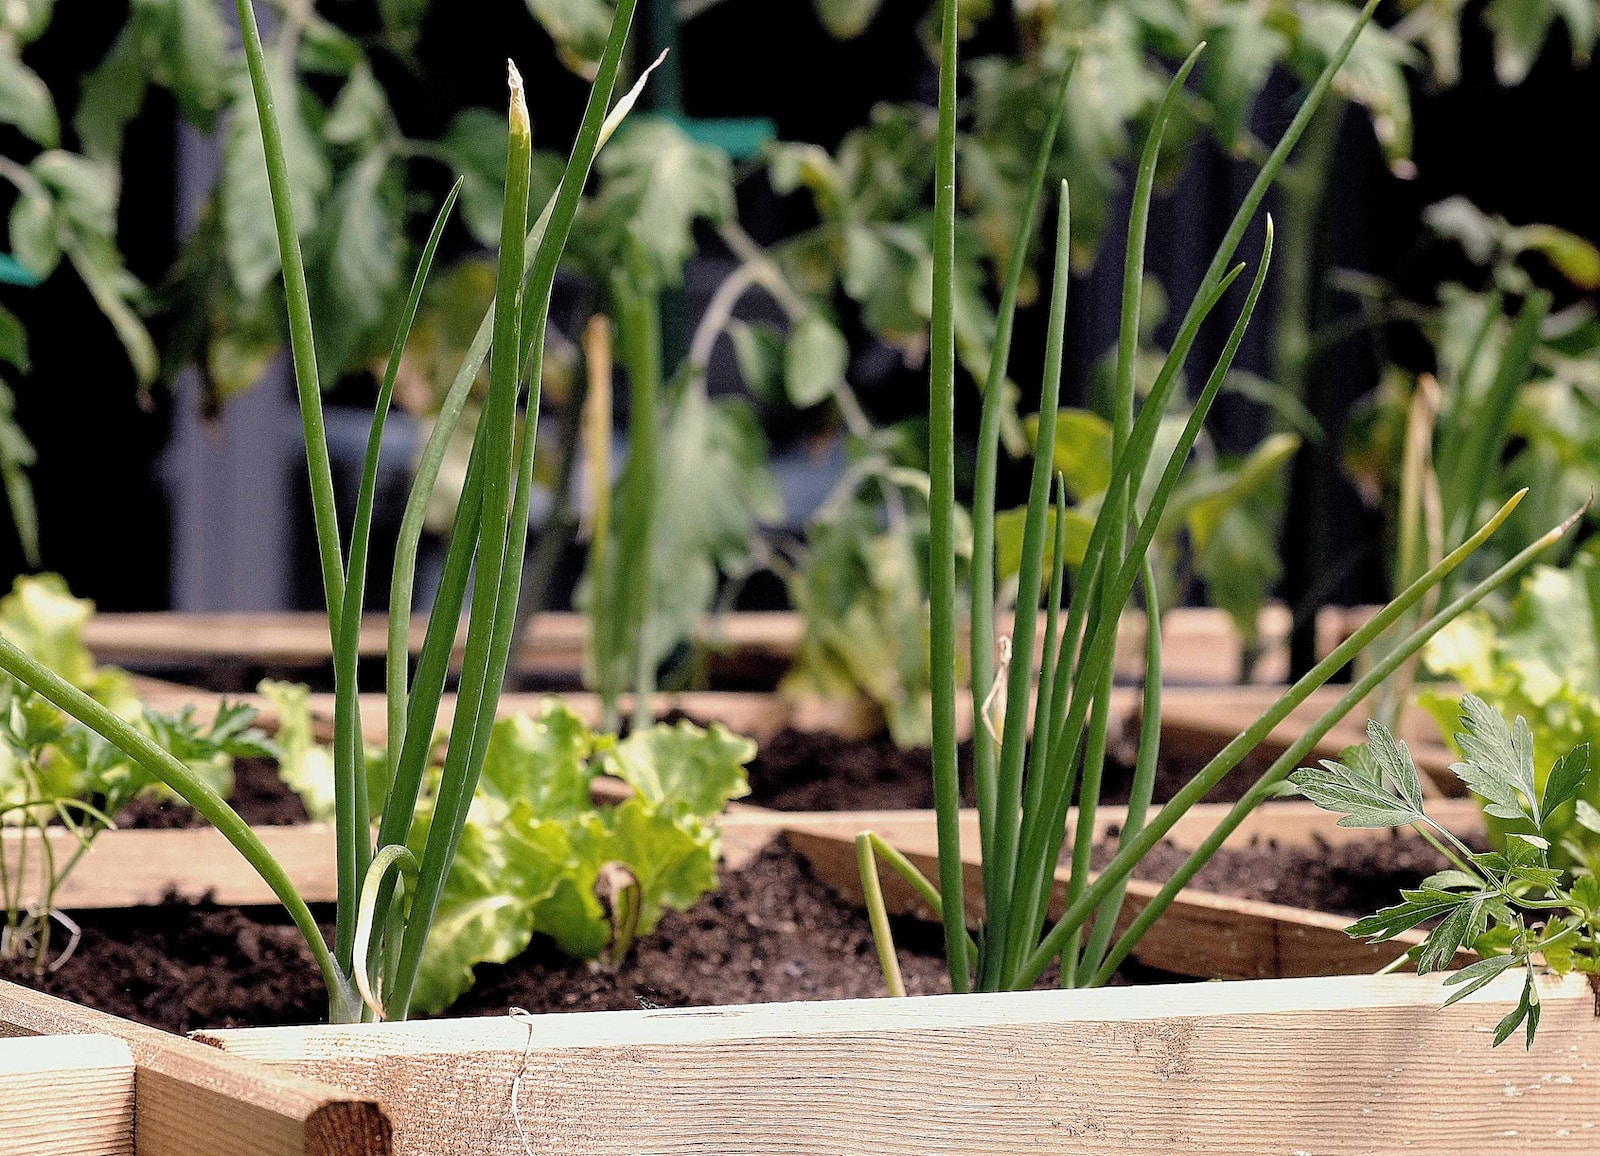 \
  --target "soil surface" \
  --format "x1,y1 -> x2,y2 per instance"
113,757 -> 308,829
744,726 -> 1251,812
3,826 -> 1446,1035
1104,826 -> 1452,919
